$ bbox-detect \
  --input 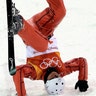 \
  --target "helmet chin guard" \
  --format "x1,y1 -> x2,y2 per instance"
45,77 -> 64,95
